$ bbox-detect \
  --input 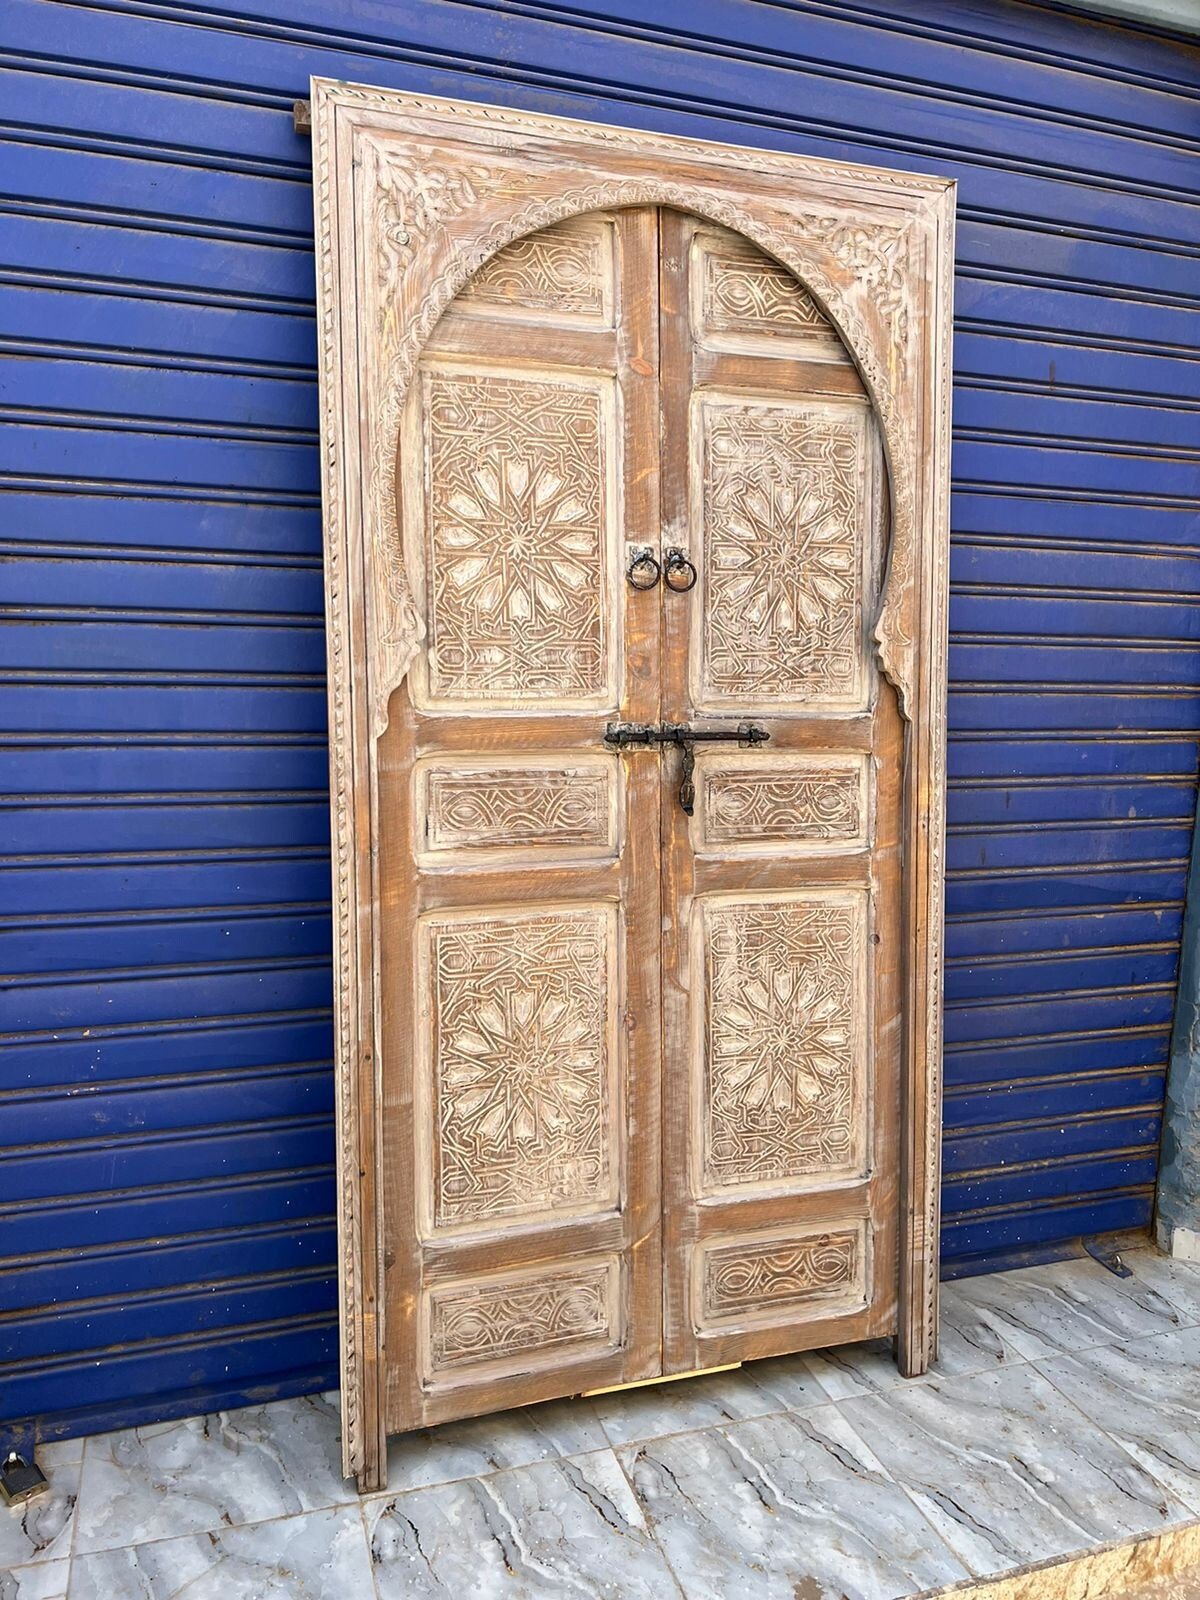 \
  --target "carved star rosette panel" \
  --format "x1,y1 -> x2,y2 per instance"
695,395 -> 875,712
418,904 -> 620,1233
411,365 -> 619,711
695,890 -> 869,1195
